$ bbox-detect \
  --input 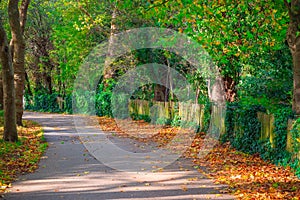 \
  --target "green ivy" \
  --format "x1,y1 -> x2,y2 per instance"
95,79 -> 116,117
289,118 -> 300,177
201,101 -> 211,133
130,113 -> 151,123
291,118 -> 300,154
222,102 -> 264,154
222,102 -> 300,177
171,115 -> 181,127
271,107 -> 294,162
